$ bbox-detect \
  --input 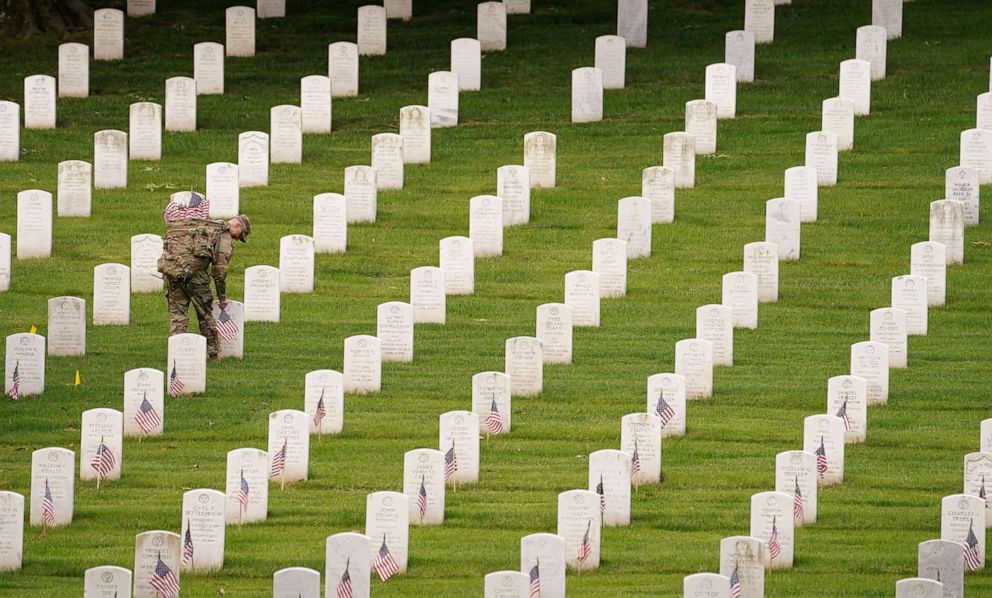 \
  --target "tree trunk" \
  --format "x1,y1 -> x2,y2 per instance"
0,0 -> 93,39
